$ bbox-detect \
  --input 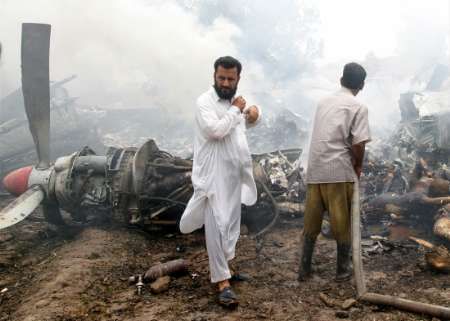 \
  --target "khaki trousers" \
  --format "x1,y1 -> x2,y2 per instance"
303,182 -> 354,244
